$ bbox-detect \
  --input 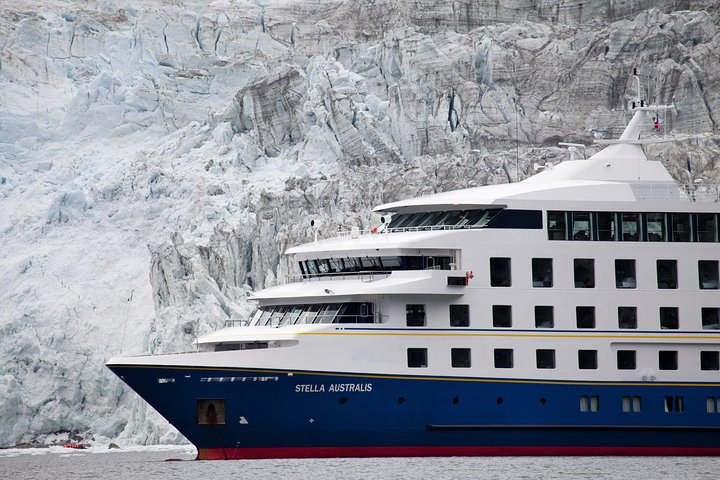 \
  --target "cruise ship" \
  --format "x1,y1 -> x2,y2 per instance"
107,103 -> 720,459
